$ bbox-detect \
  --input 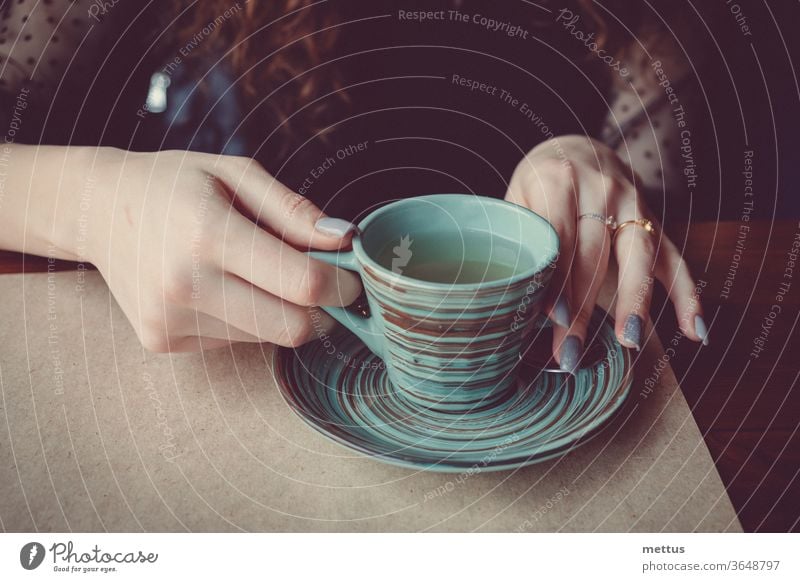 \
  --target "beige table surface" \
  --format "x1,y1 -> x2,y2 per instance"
0,271 -> 741,532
